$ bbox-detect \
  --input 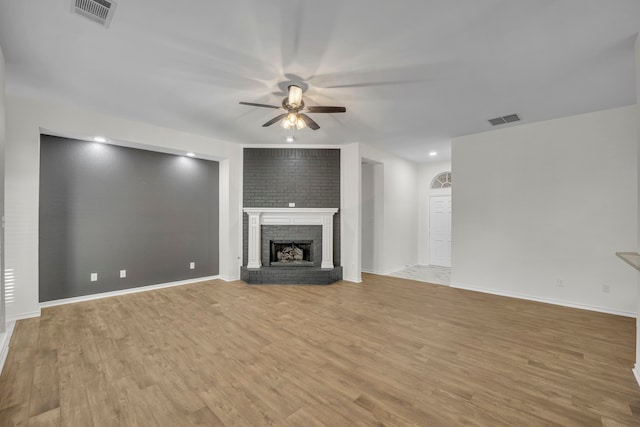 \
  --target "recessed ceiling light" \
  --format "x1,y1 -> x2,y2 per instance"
186,152 -> 195,157
286,136 -> 294,143
93,136 -> 107,143
429,151 -> 438,156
